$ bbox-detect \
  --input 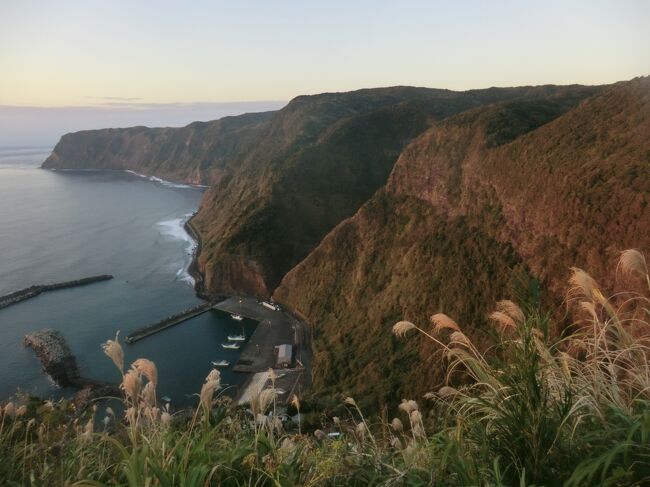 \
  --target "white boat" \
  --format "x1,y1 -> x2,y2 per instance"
230,313 -> 244,321
161,396 -> 172,403
262,301 -> 280,311
211,360 -> 230,367
228,334 -> 246,341
222,342 -> 241,350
